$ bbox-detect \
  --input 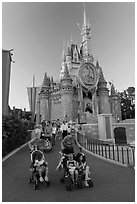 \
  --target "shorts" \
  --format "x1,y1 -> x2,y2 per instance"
62,147 -> 74,154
